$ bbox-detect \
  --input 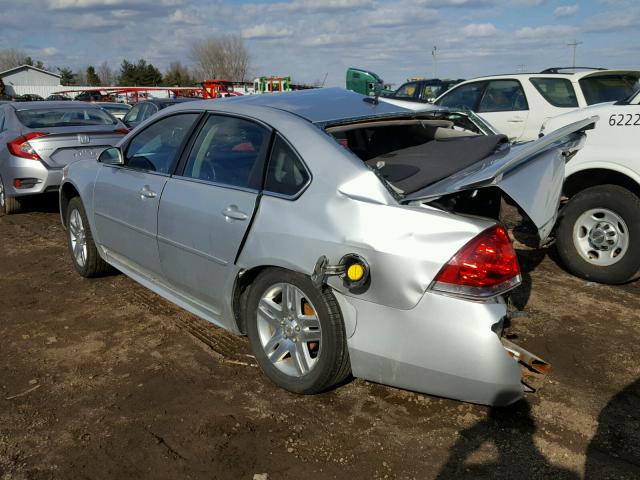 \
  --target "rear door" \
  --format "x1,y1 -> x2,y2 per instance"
476,79 -> 530,142
92,112 -> 200,276
157,114 -> 271,315
403,117 -> 597,244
